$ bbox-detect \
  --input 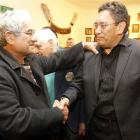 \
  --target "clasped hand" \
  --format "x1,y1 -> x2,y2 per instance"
53,98 -> 69,123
